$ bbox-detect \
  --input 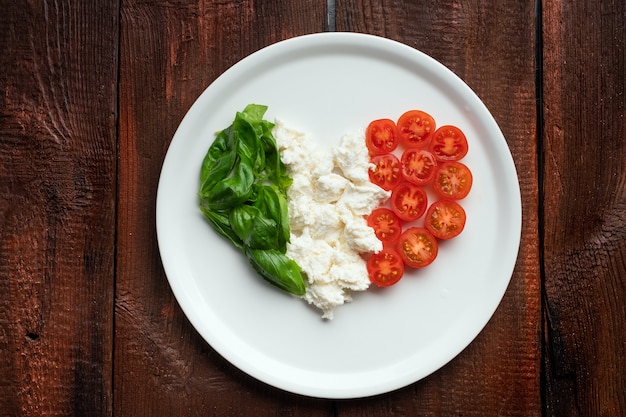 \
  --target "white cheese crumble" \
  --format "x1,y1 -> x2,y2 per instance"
273,119 -> 390,319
